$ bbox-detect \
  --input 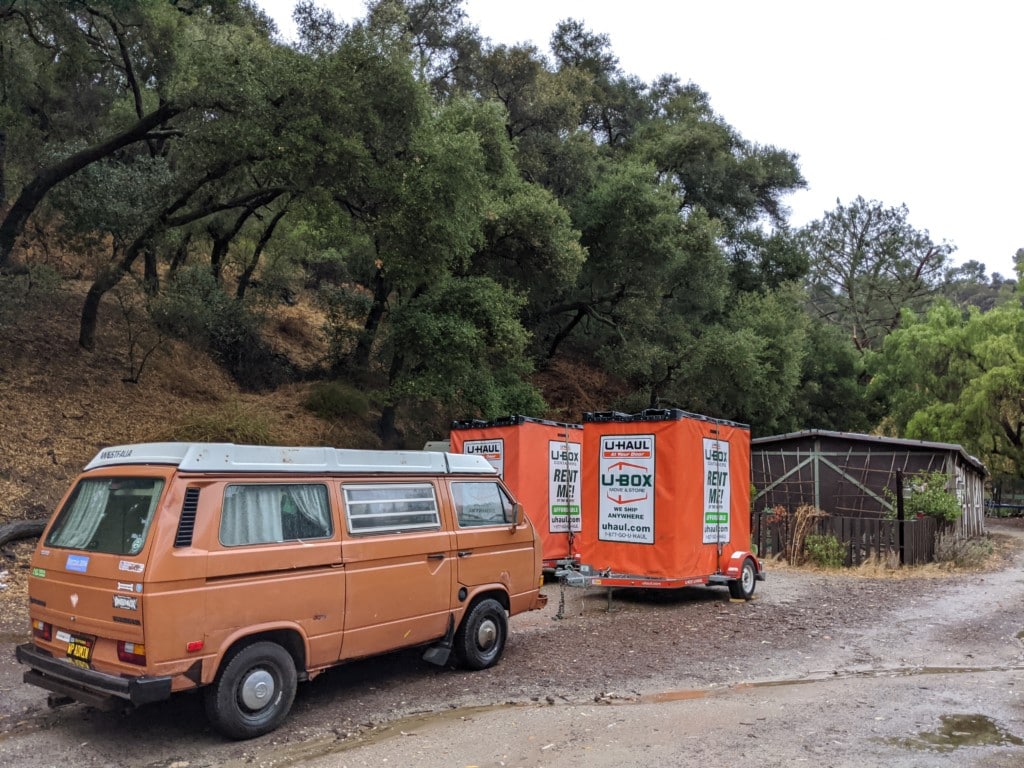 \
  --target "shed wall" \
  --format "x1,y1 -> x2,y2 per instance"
753,435 -> 985,538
